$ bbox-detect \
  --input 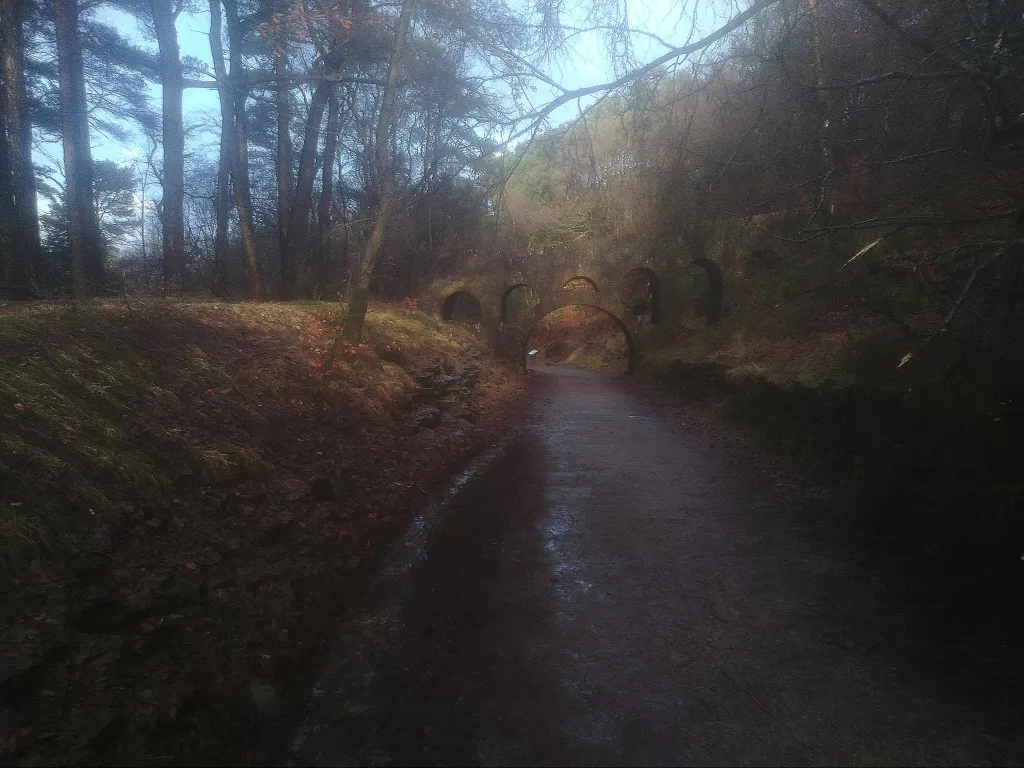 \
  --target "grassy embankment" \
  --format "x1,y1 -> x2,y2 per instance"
0,298 -> 522,765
